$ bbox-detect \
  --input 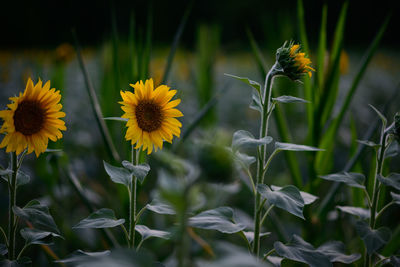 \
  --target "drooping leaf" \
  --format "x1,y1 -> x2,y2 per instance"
135,225 -> 171,241
188,207 -> 246,234
20,228 -> 61,246
56,250 -> 111,264
16,171 -> 30,187
103,161 -> 132,188
243,231 -> 271,244
258,184 -> 305,219
378,173 -> 400,190
274,235 -> 360,267
229,149 -> 256,170
319,172 -> 365,189
265,256 -> 283,267
0,169 -> 12,183
0,243 -> 7,256
121,161 -> 150,184
225,74 -> 261,94
13,200 -> 60,234
369,104 -> 387,126
250,90 -> 263,113
355,220 -> 391,254
271,185 -> 318,205
385,142 -> 399,158
272,95 -> 309,104
232,130 -> 272,151
73,208 -> 125,229
146,199 -> 176,215
336,206 -> 370,219
275,142 -> 322,152
391,192 -> 400,205
356,140 -> 380,148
